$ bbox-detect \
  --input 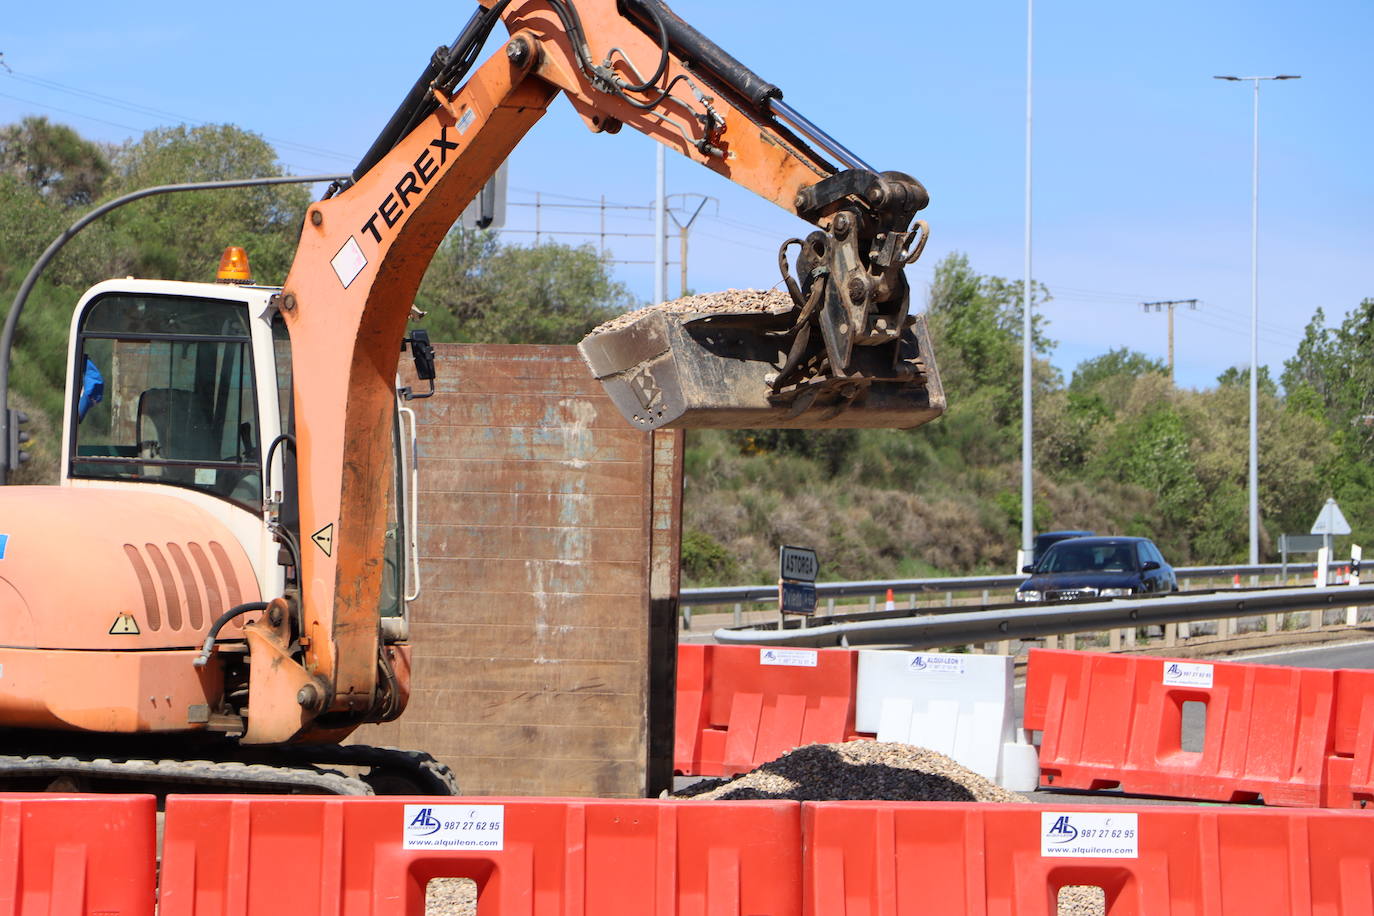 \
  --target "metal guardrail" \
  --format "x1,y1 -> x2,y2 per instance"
711,584 -> 1374,649
681,574 -> 1024,608
680,563 -> 1325,610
